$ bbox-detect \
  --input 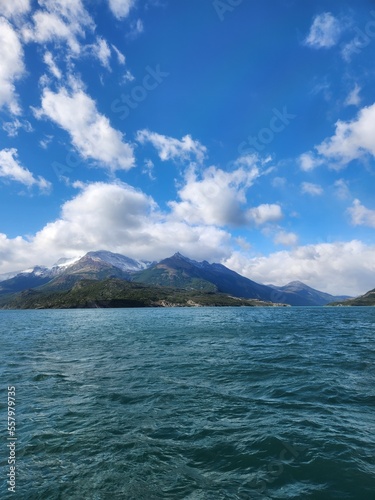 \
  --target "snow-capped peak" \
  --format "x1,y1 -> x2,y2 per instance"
52,256 -> 82,269
86,251 -> 152,272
